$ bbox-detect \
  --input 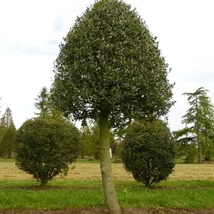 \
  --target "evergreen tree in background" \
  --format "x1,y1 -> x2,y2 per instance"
0,107 -> 16,157
35,87 -> 50,118
174,87 -> 214,163
35,87 -> 64,120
